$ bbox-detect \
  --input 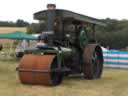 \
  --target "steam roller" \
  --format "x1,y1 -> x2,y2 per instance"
16,4 -> 105,86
